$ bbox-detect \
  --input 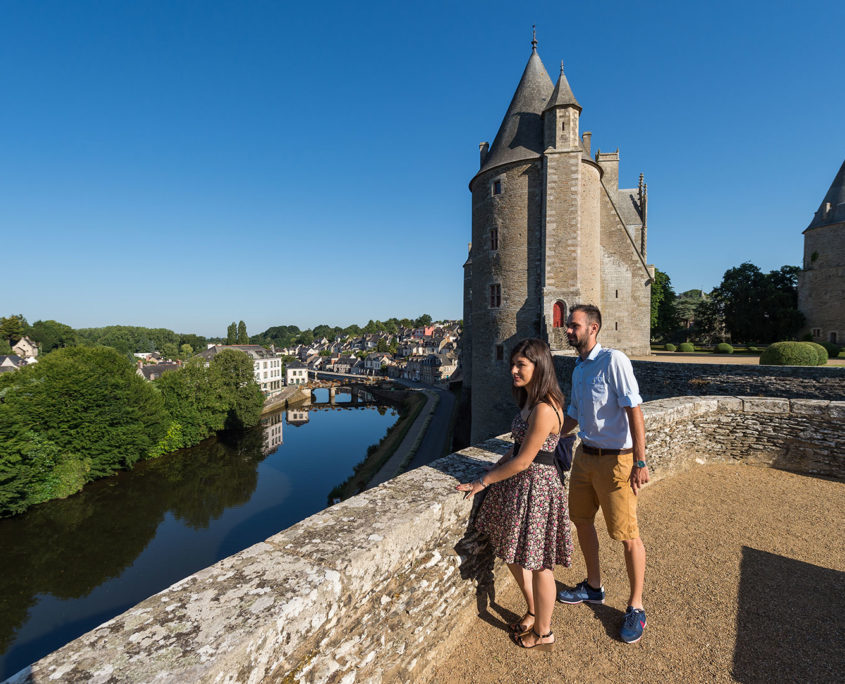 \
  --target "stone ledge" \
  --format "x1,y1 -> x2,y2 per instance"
12,397 -> 844,683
